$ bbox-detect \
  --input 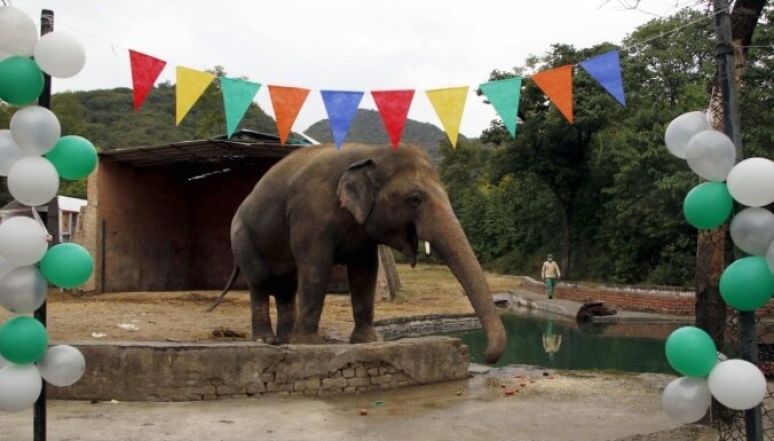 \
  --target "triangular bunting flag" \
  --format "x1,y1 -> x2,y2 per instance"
530,65 -> 574,124
371,89 -> 415,150
129,50 -> 167,111
479,77 -> 522,138
425,86 -> 468,147
579,51 -> 626,106
175,66 -> 216,125
221,77 -> 261,138
320,90 -> 363,149
268,85 -> 311,146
